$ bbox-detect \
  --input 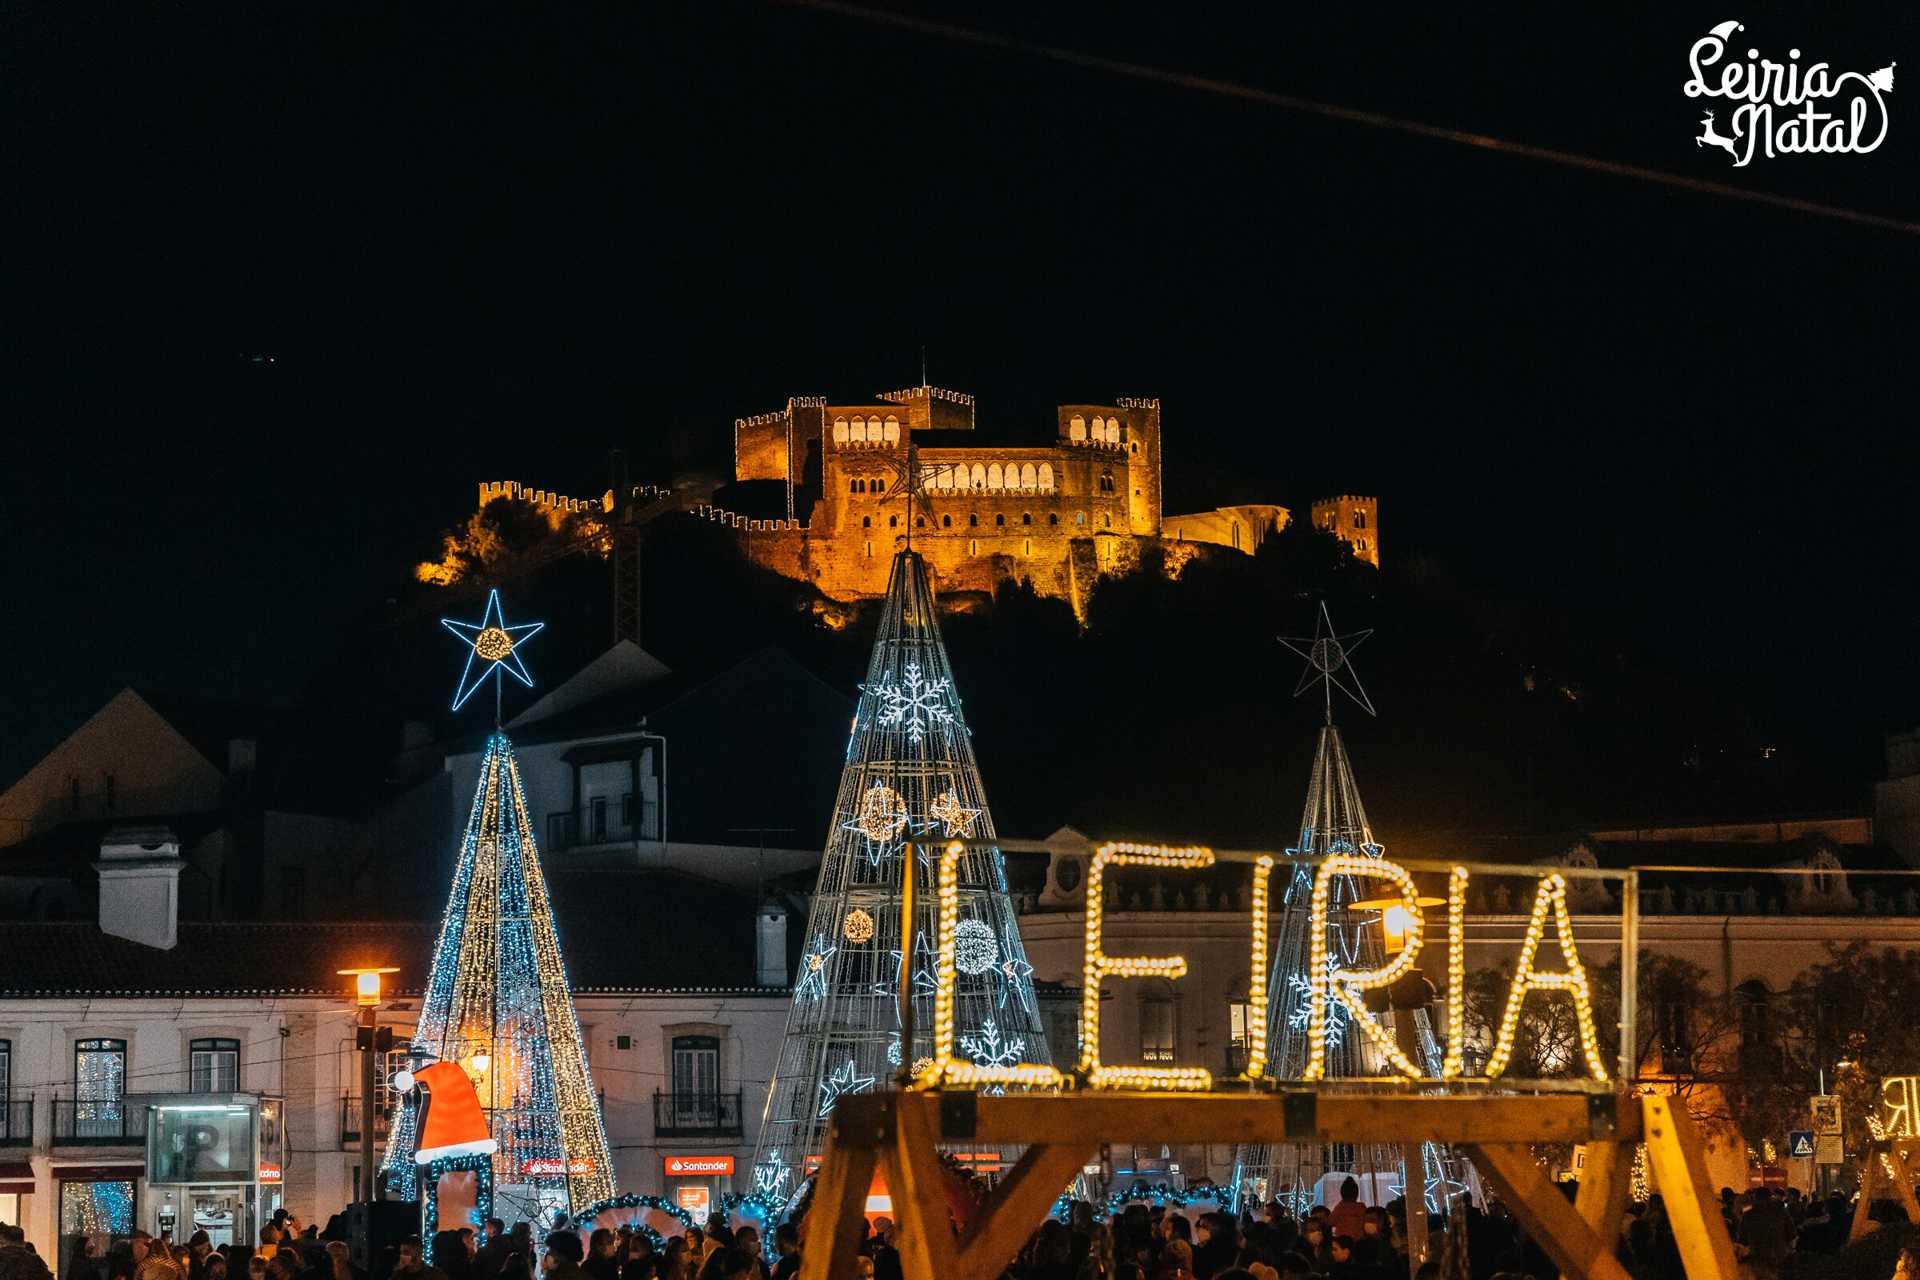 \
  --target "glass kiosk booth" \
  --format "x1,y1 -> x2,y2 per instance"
144,1097 -> 286,1248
